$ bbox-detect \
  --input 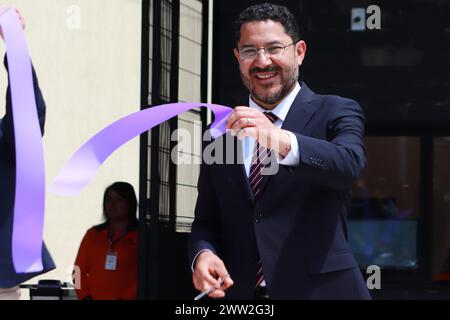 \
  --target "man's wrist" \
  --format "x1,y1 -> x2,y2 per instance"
278,130 -> 292,158
192,249 -> 213,272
